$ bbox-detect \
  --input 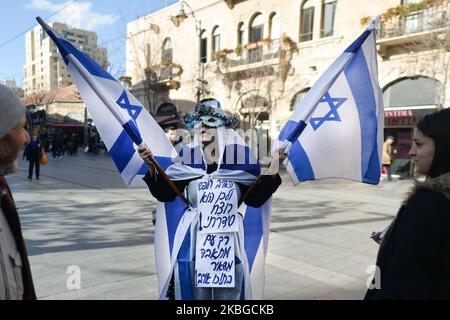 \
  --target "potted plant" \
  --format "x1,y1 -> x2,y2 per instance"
235,44 -> 243,56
